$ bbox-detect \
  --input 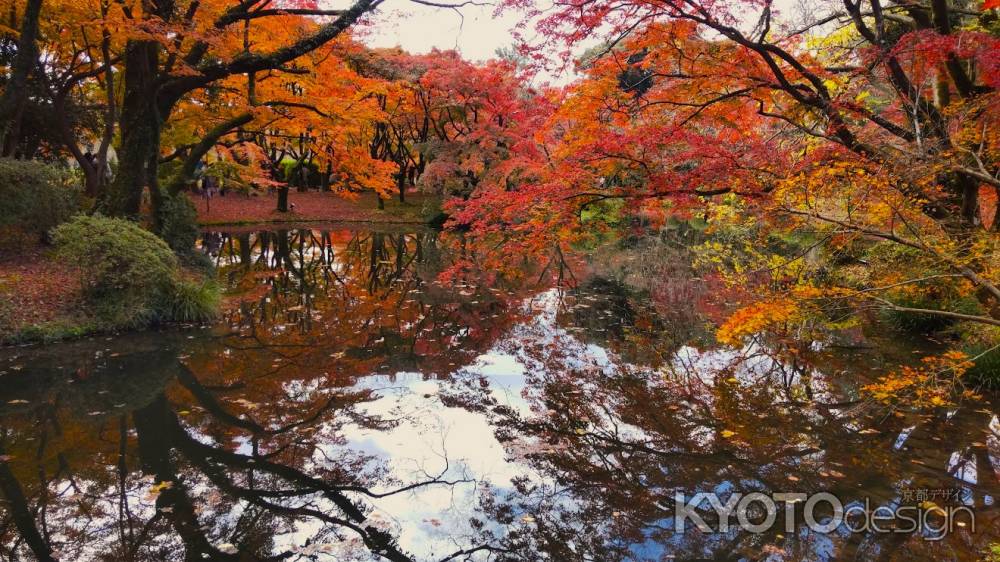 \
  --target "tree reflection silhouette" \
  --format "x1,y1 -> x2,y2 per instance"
0,229 -> 996,561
